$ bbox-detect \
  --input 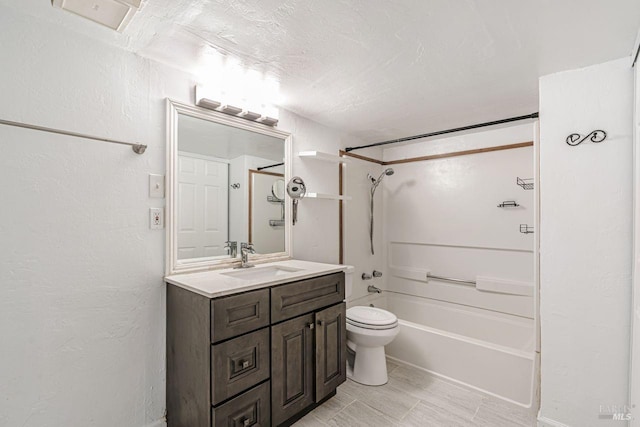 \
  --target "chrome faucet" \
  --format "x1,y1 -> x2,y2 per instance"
238,243 -> 256,268
224,241 -> 238,258
368,285 -> 382,293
